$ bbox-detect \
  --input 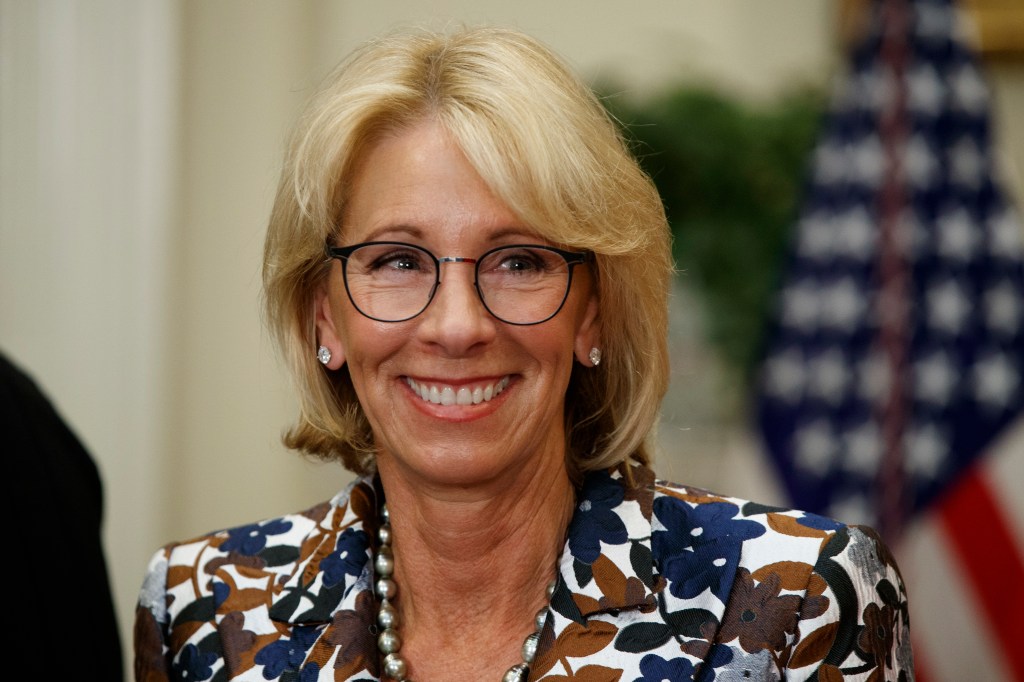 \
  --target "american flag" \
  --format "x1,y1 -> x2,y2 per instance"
755,0 -> 1024,678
